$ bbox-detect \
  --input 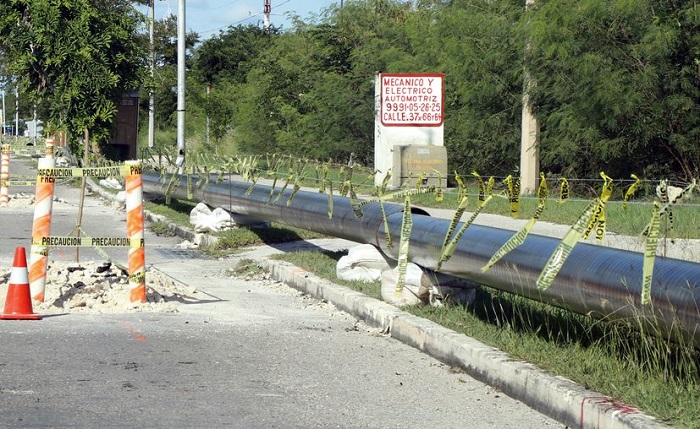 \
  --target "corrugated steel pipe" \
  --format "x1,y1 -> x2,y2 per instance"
143,172 -> 700,347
